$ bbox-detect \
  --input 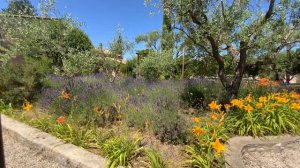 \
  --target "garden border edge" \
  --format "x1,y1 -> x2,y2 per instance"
1,114 -> 109,168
